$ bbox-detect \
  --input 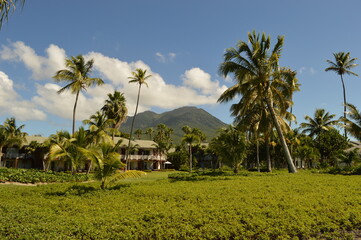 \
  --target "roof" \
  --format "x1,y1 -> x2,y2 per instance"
24,135 -> 158,149
113,137 -> 157,149
25,135 -> 48,144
